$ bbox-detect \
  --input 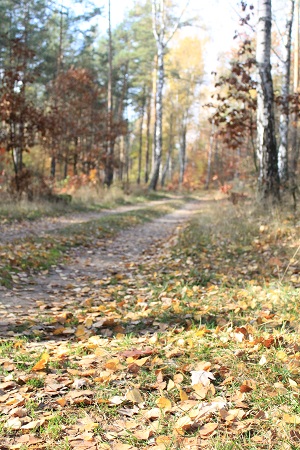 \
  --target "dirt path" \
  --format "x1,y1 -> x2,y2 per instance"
0,199 -> 174,243
0,200 -> 204,331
